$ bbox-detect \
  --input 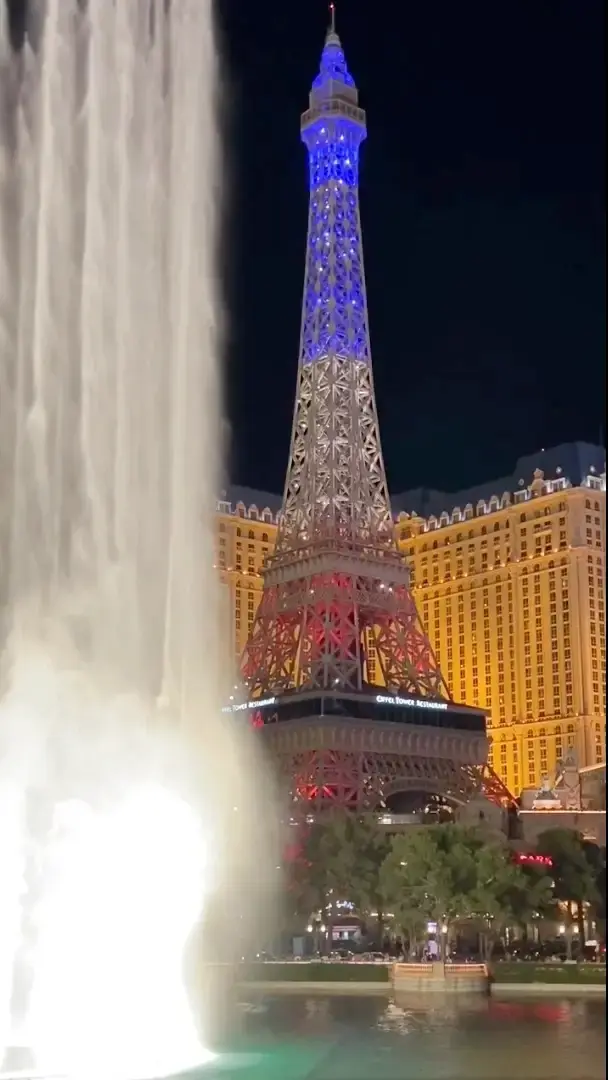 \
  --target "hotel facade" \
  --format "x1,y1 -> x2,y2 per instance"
216,441 -> 606,797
